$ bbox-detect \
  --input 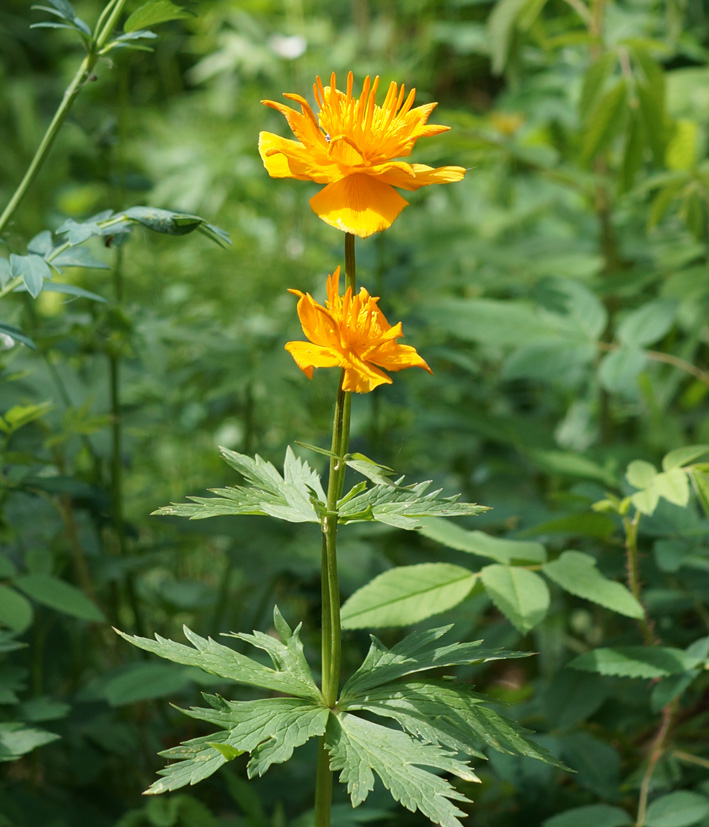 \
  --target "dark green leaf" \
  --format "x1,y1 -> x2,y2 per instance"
0,586 -> 34,634
581,80 -> 627,164
14,575 -> 105,622
569,646 -> 701,678
645,792 -> 709,827
124,0 -> 194,34
543,804 -> 632,827
480,565 -> 550,633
